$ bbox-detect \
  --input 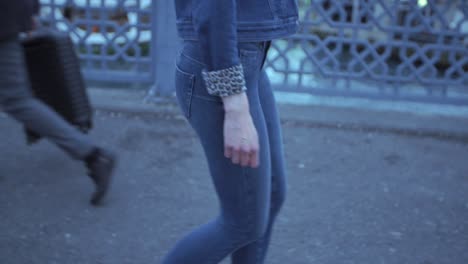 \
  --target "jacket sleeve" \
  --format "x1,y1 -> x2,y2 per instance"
193,0 -> 247,97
